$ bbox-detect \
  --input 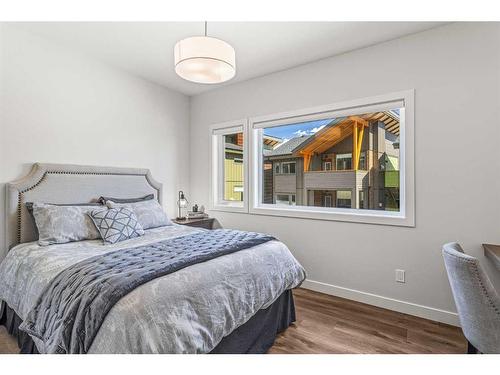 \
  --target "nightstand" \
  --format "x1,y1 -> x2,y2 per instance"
173,217 -> 215,230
